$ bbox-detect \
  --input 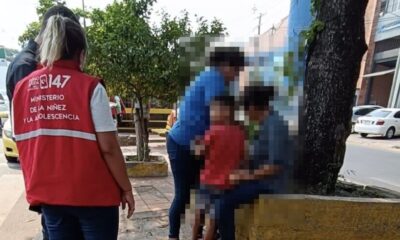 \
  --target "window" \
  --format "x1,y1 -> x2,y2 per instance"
367,110 -> 391,118
386,0 -> 400,13
381,0 -> 388,14
355,108 -> 375,116
394,111 -> 400,118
